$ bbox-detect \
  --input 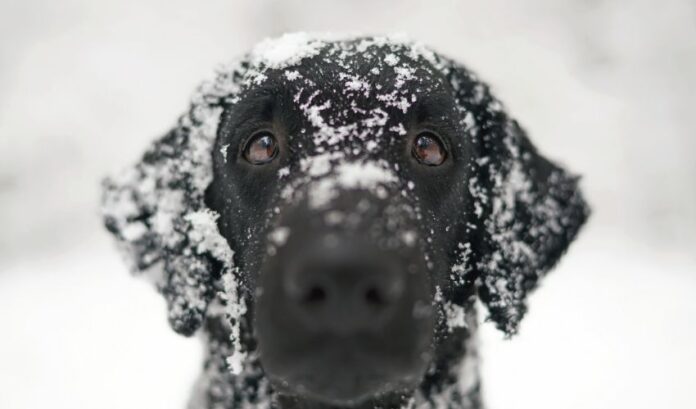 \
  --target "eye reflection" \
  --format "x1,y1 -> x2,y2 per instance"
244,132 -> 278,165
412,132 -> 447,166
